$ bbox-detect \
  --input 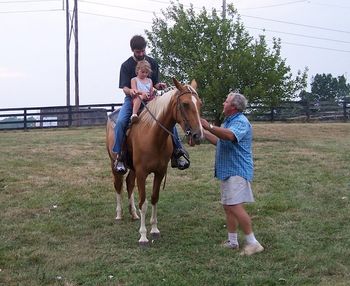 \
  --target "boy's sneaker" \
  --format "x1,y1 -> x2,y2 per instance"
222,240 -> 239,250
130,114 -> 139,124
240,242 -> 264,256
